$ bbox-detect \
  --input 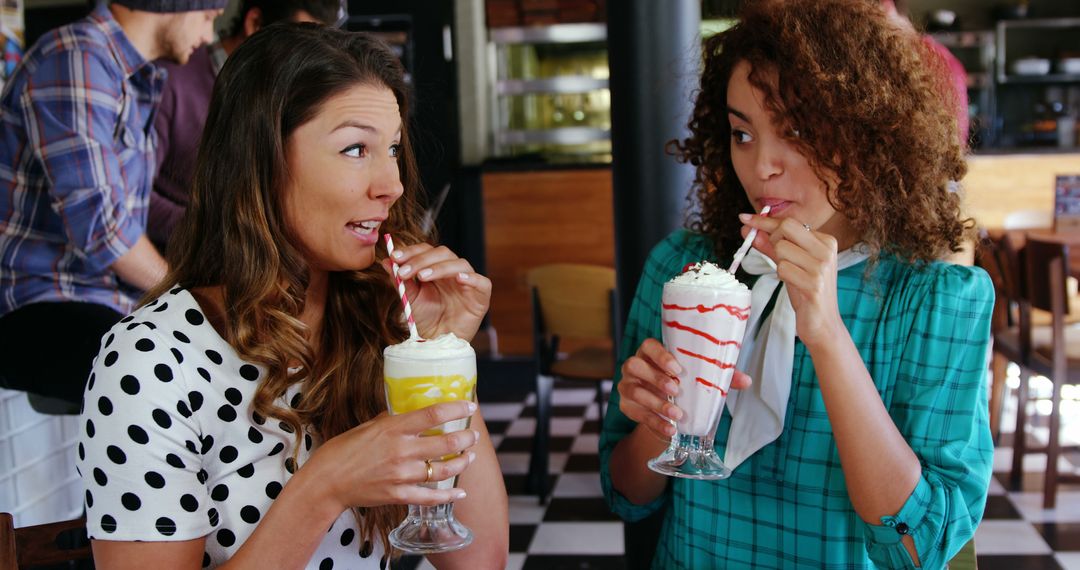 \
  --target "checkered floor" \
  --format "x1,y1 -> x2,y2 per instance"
403,374 -> 1080,570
